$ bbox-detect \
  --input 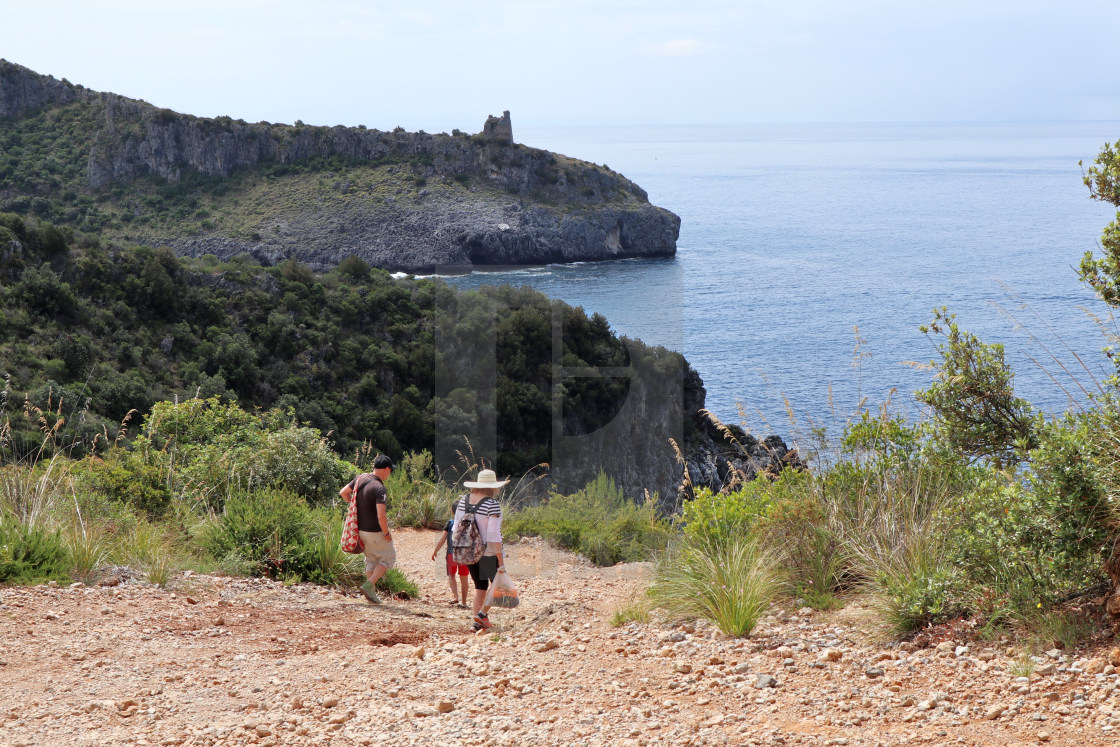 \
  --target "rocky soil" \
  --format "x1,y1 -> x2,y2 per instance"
2,529 -> 1119,747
